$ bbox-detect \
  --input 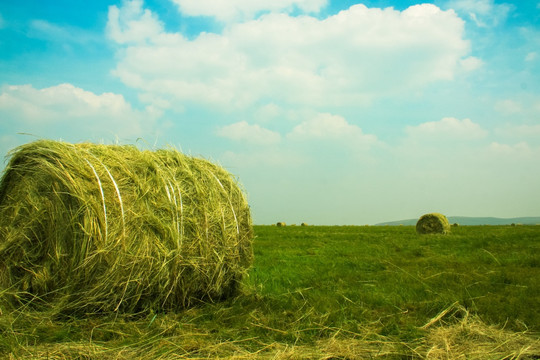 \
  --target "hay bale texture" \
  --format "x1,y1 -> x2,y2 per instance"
416,213 -> 451,235
0,140 -> 253,314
